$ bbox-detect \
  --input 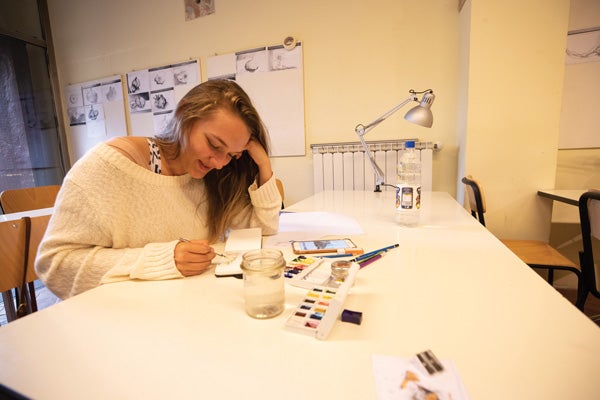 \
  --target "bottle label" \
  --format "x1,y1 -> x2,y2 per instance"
395,185 -> 421,210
